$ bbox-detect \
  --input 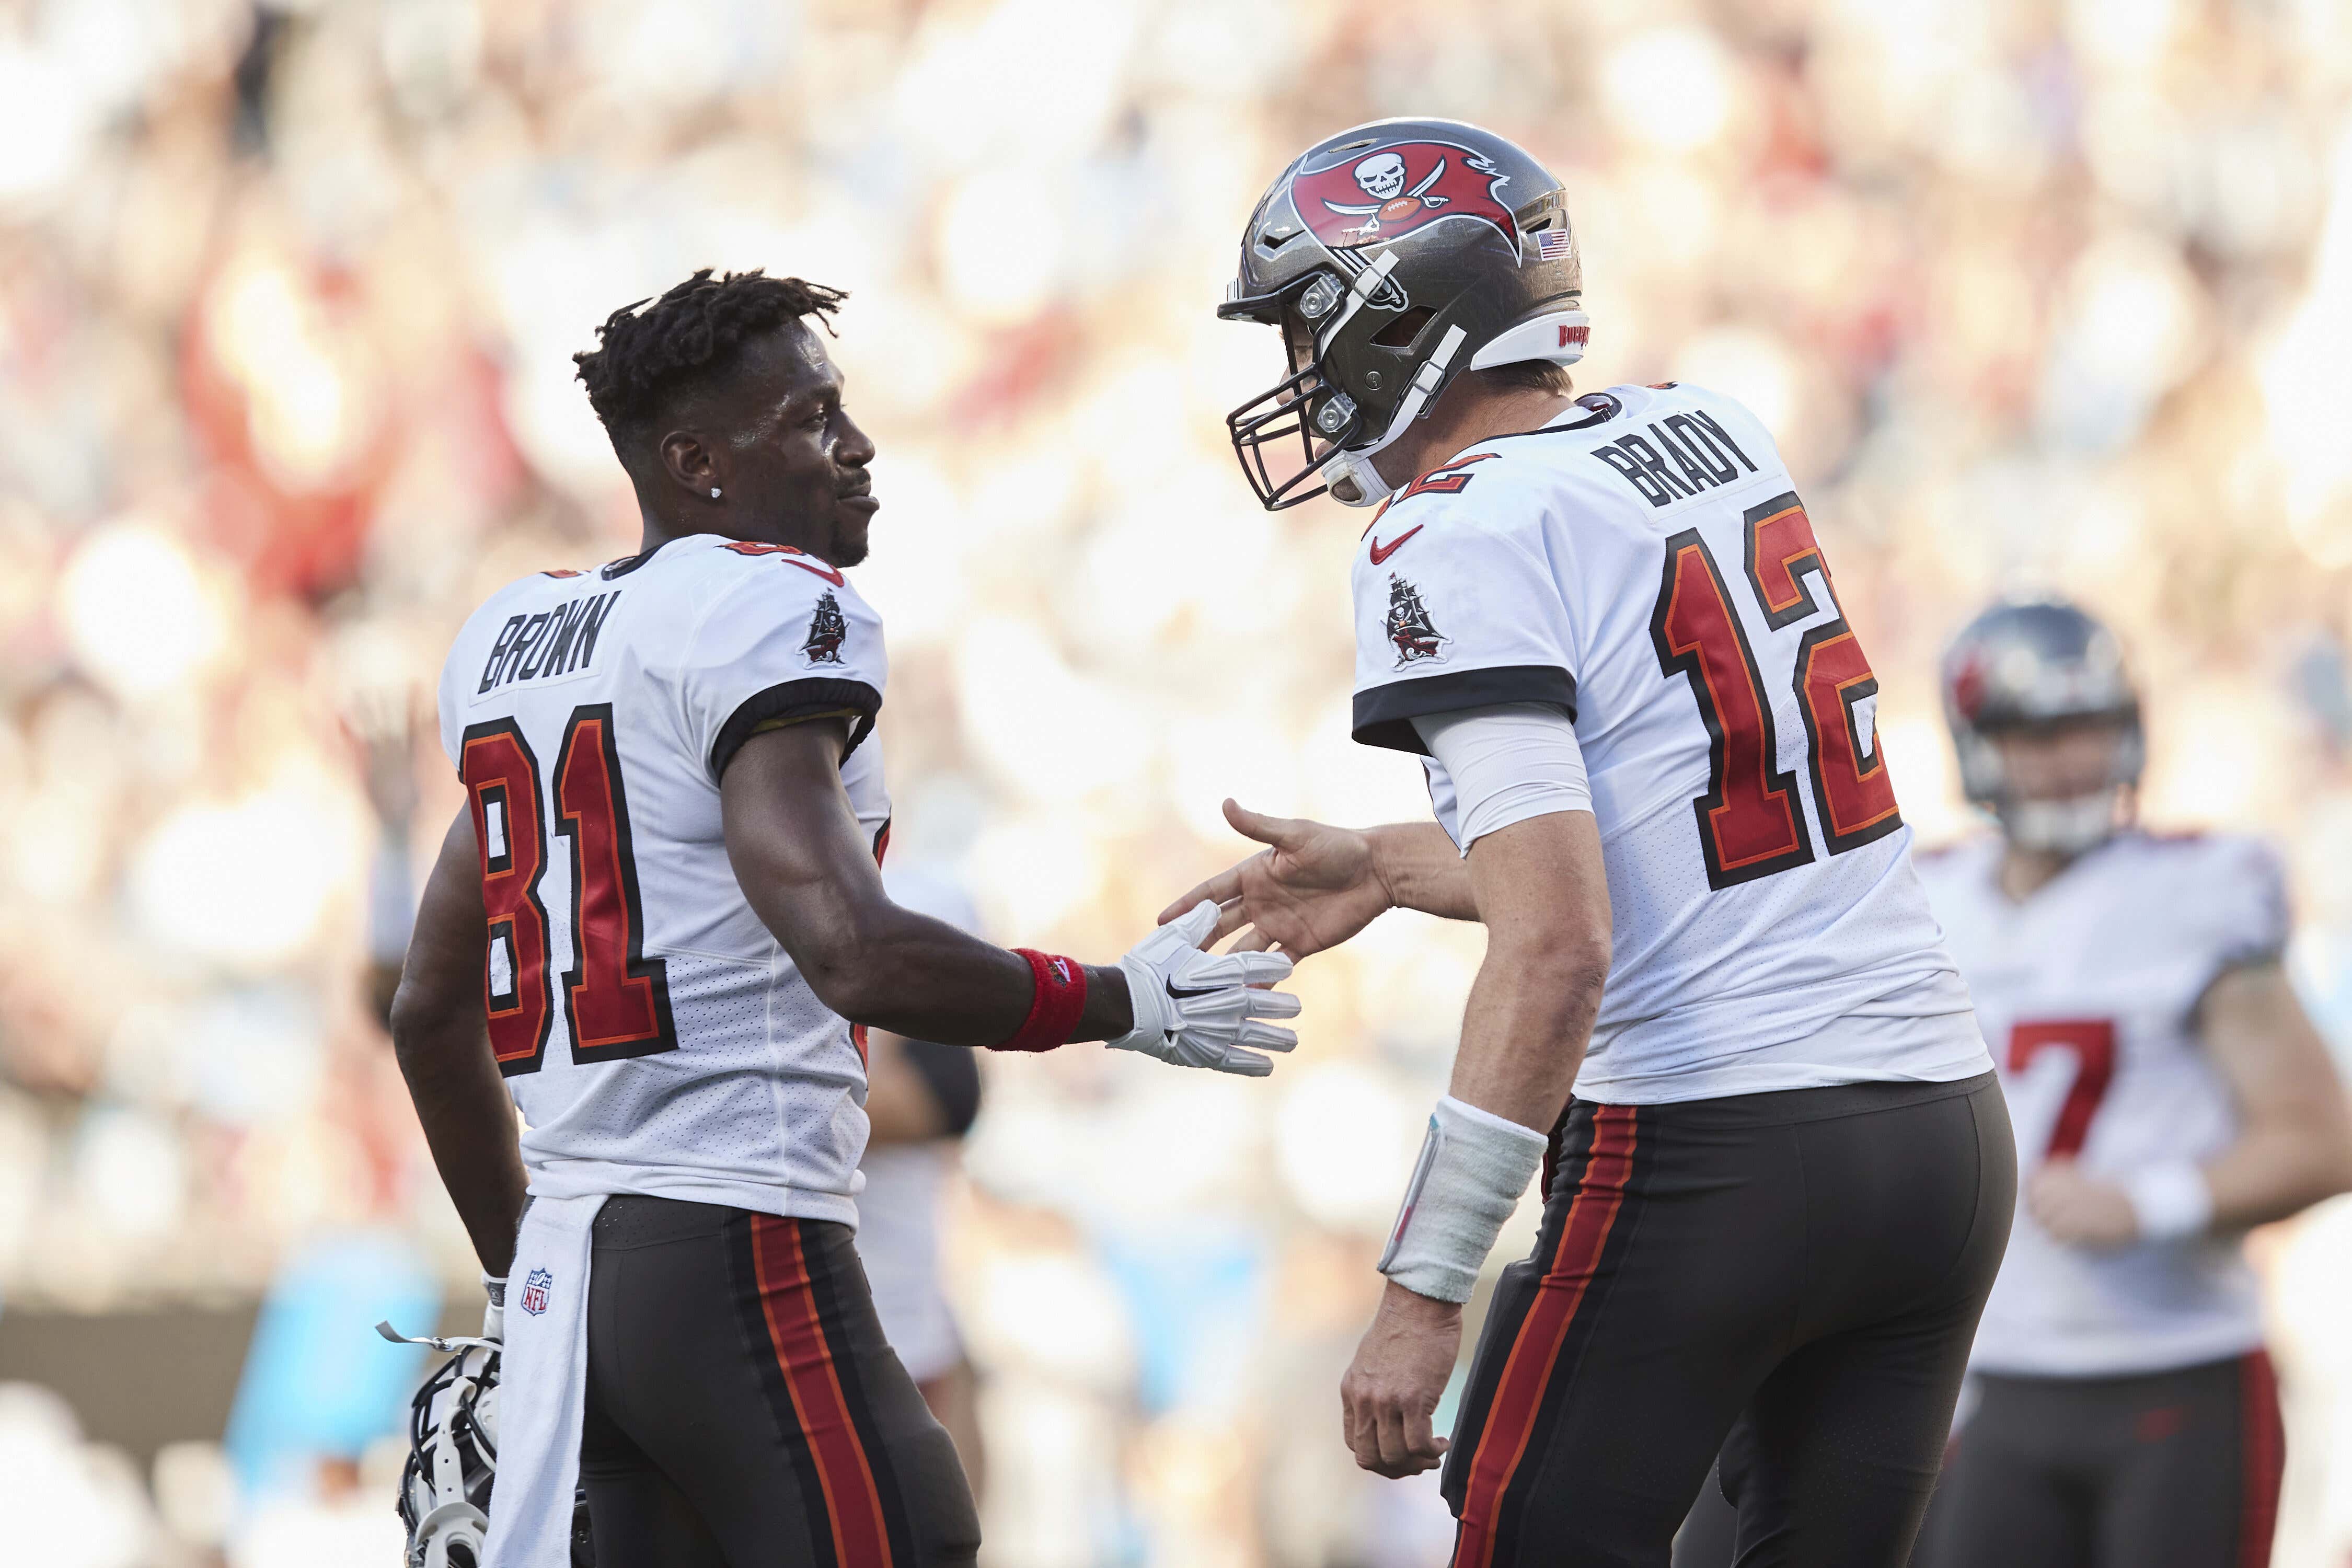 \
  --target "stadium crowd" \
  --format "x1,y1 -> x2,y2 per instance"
2,0 -> 2351,1562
